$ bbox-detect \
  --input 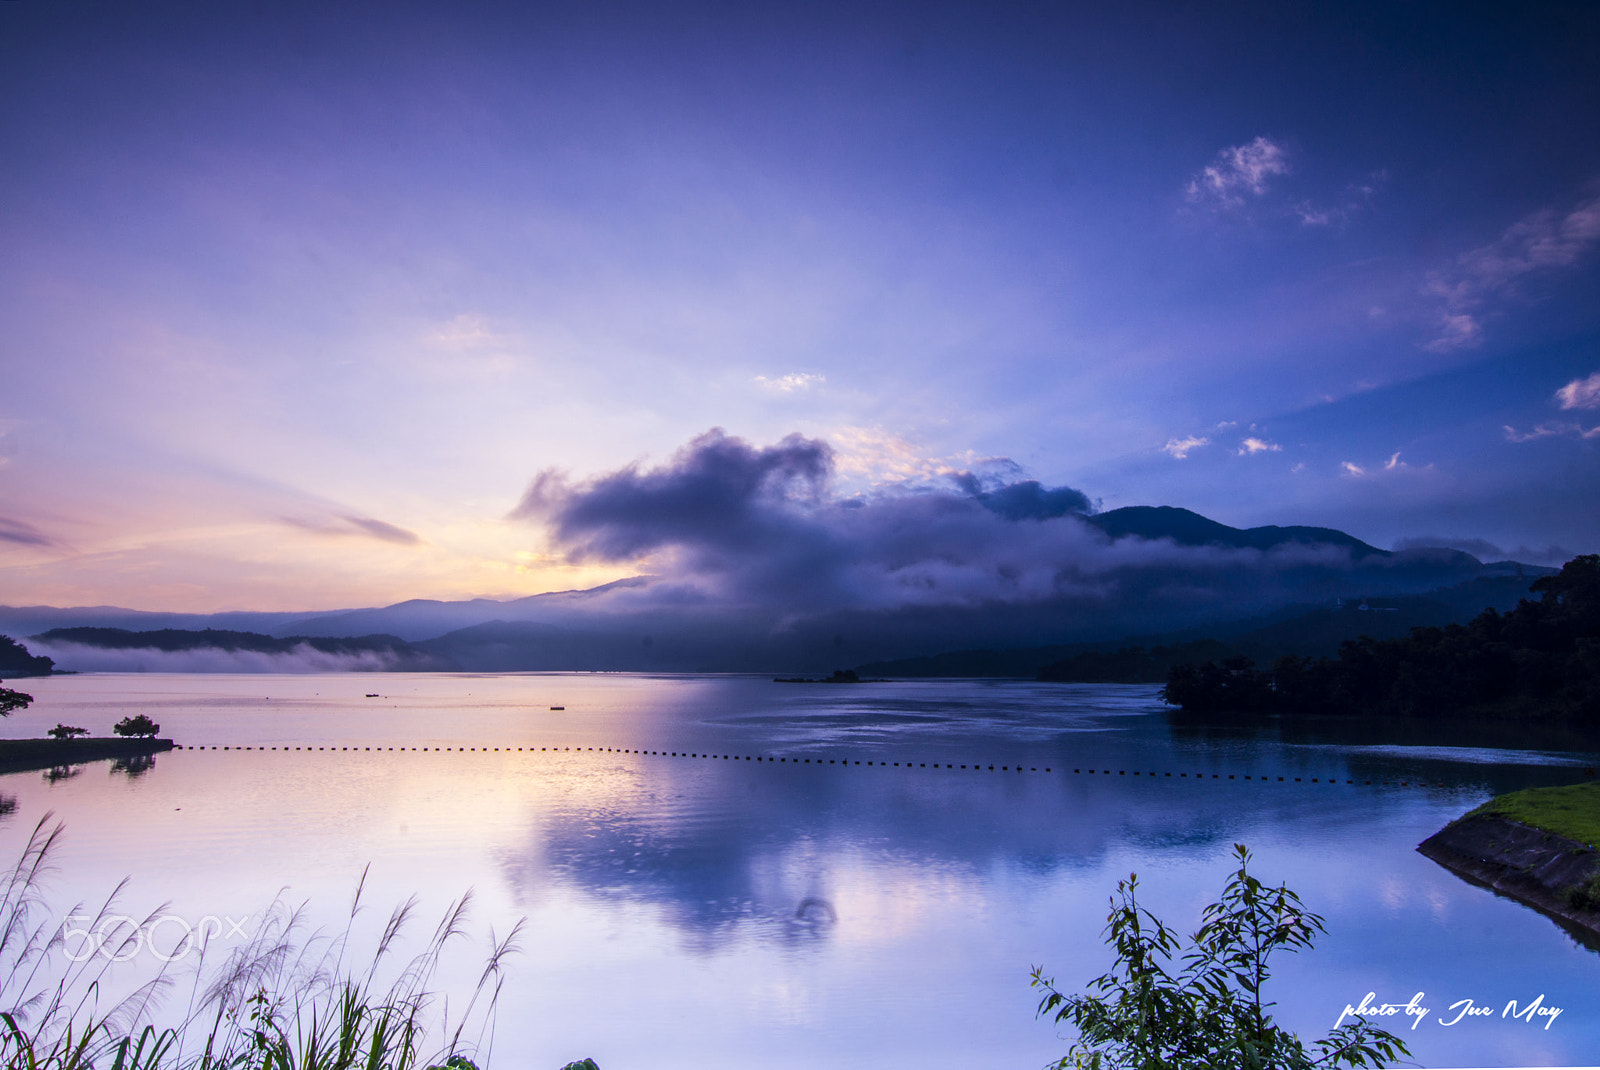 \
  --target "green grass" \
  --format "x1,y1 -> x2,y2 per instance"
1469,781 -> 1600,848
